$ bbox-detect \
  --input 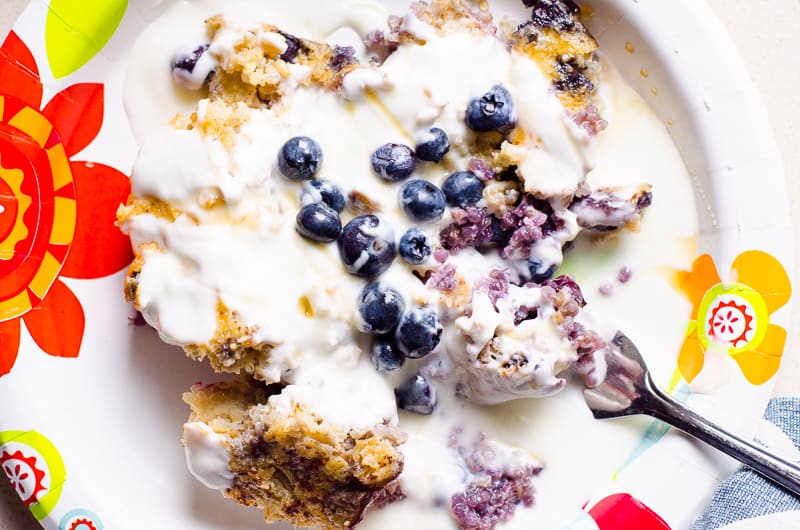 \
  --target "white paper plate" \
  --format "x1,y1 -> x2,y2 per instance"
0,1 -> 792,529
